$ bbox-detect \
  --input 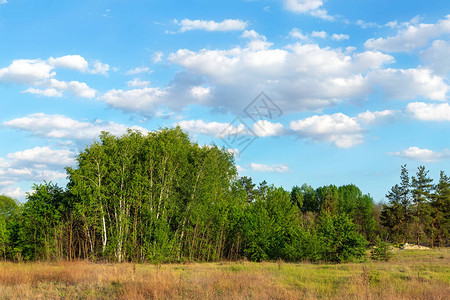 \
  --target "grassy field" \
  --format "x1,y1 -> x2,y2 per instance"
0,248 -> 448,299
